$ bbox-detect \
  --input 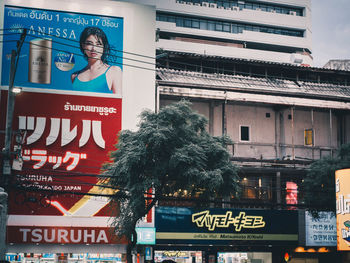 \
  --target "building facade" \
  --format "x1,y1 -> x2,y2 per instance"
154,54 -> 350,263
123,0 -> 312,66
1,0 -> 350,263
